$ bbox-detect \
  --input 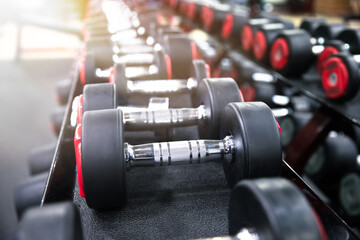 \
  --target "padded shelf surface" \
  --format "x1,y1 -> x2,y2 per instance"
73,161 -> 229,240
